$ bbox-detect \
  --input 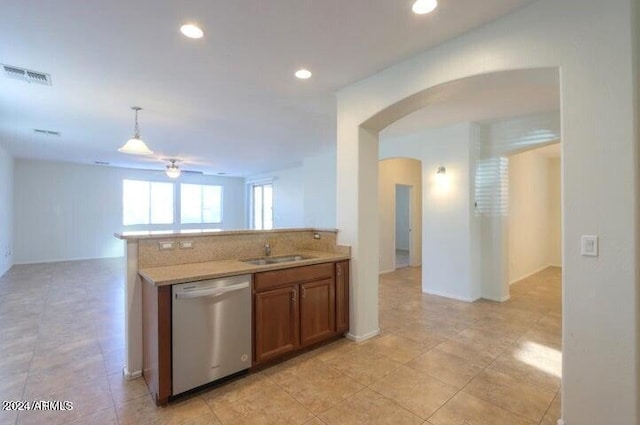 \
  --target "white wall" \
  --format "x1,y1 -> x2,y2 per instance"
336,0 -> 638,423
395,186 -> 410,251
378,158 -> 422,273
247,166 -> 305,228
508,148 -> 561,282
477,112 -> 560,301
14,159 -> 246,264
248,150 -> 338,230
548,158 -> 562,266
303,150 -> 337,229
0,144 -> 14,276
380,123 -> 478,301
269,167 -> 304,228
